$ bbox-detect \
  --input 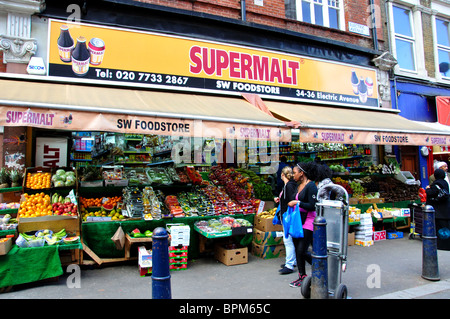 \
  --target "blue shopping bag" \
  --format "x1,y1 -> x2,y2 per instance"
272,205 -> 281,225
287,203 -> 304,238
